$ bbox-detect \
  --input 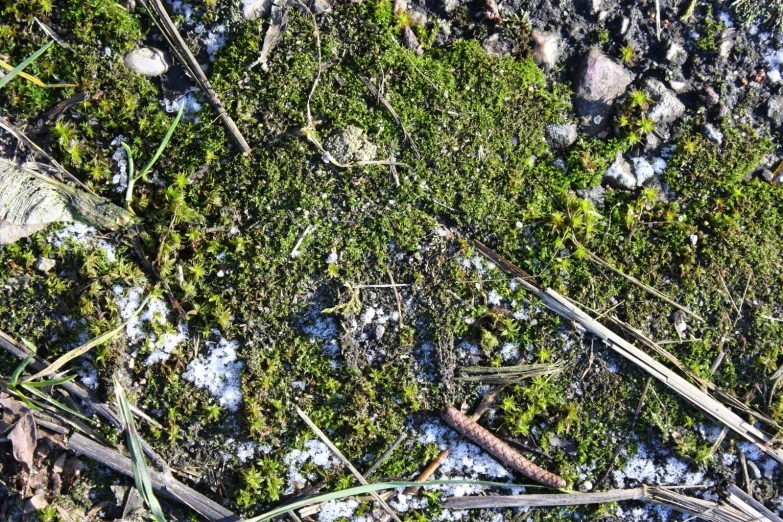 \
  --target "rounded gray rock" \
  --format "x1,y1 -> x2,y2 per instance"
544,123 -> 578,150
602,152 -> 635,190
123,47 -> 169,77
